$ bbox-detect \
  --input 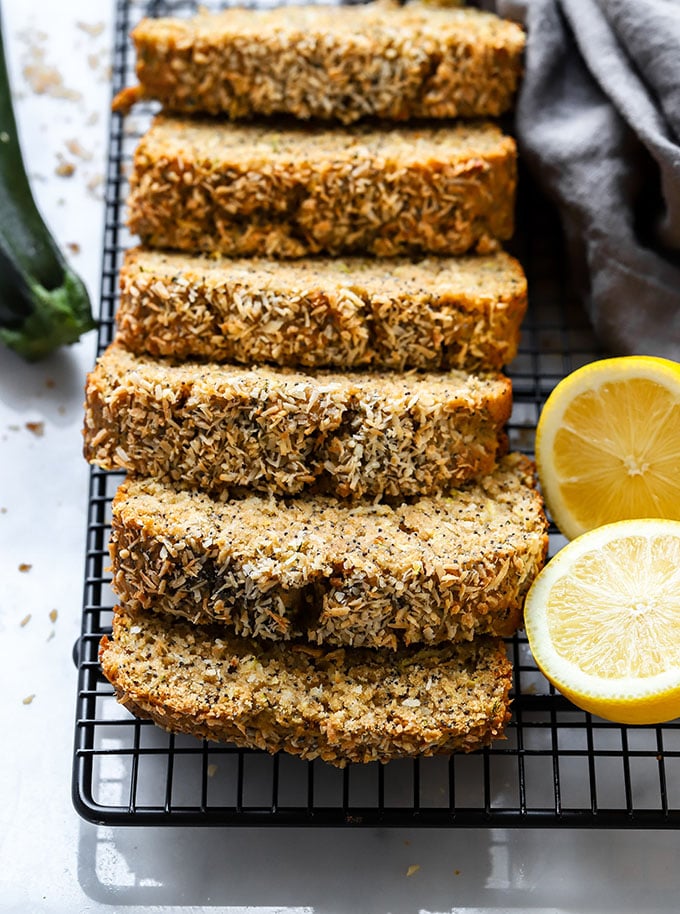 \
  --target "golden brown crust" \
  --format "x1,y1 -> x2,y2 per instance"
83,344 -> 513,499
99,607 -> 514,766
127,116 -> 517,258
107,454 -> 548,649
120,2 -> 524,123
117,247 -> 527,371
